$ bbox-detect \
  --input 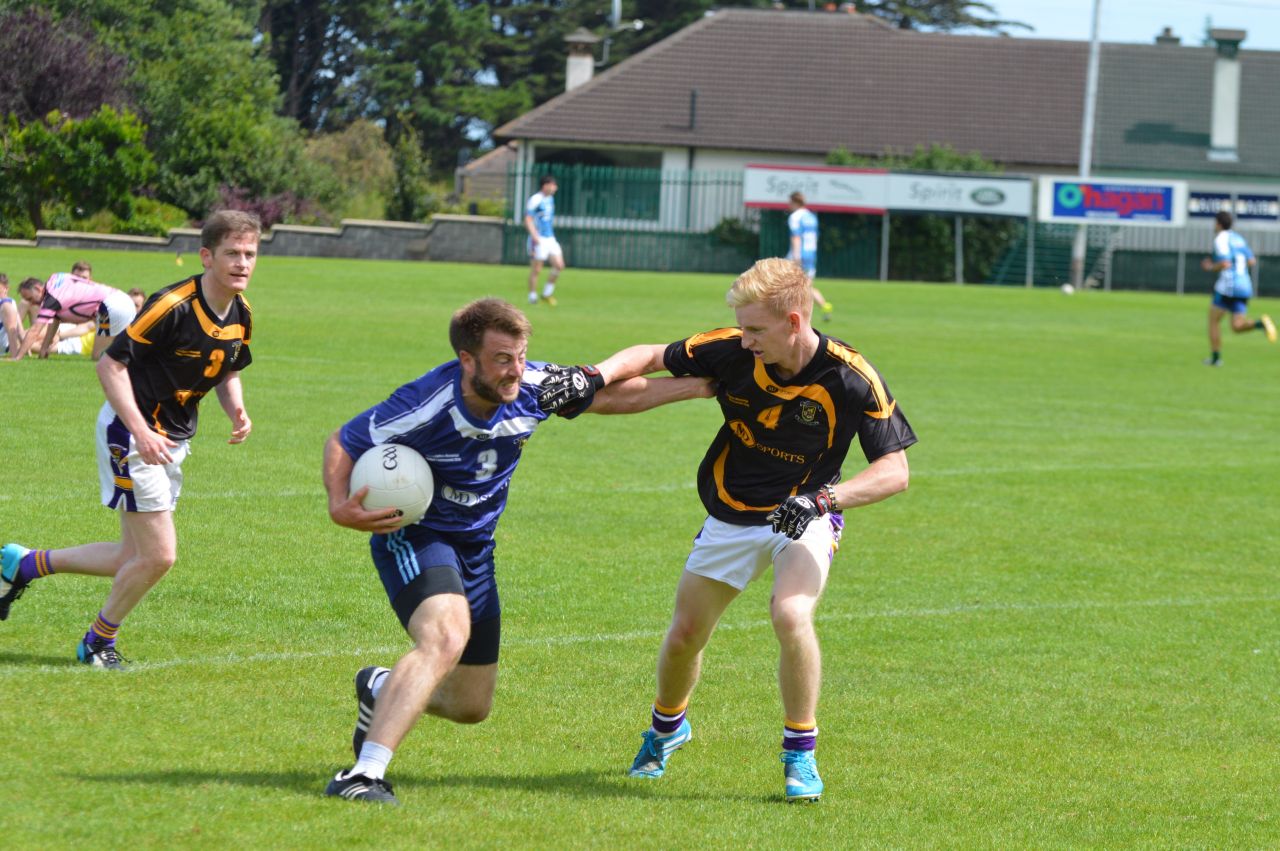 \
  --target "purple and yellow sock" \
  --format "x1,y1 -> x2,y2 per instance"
651,700 -> 687,736
782,719 -> 818,752
85,611 -> 120,647
18,550 -> 55,583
